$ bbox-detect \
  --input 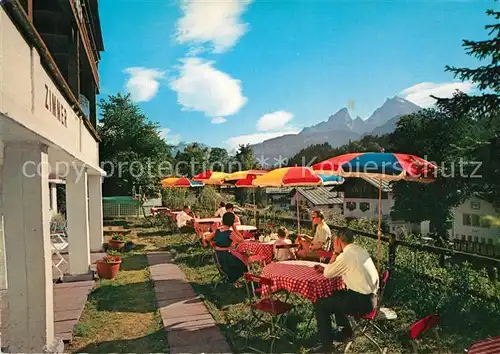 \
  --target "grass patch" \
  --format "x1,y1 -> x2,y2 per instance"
67,252 -> 168,353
